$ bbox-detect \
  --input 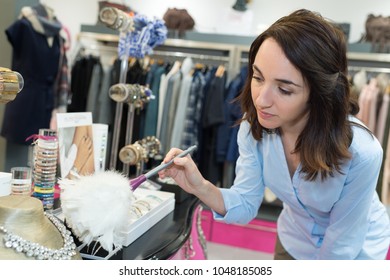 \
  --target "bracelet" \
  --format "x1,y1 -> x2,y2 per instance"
130,205 -> 143,218
33,186 -> 54,194
146,194 -> 163,203
134,200 -> 151,211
